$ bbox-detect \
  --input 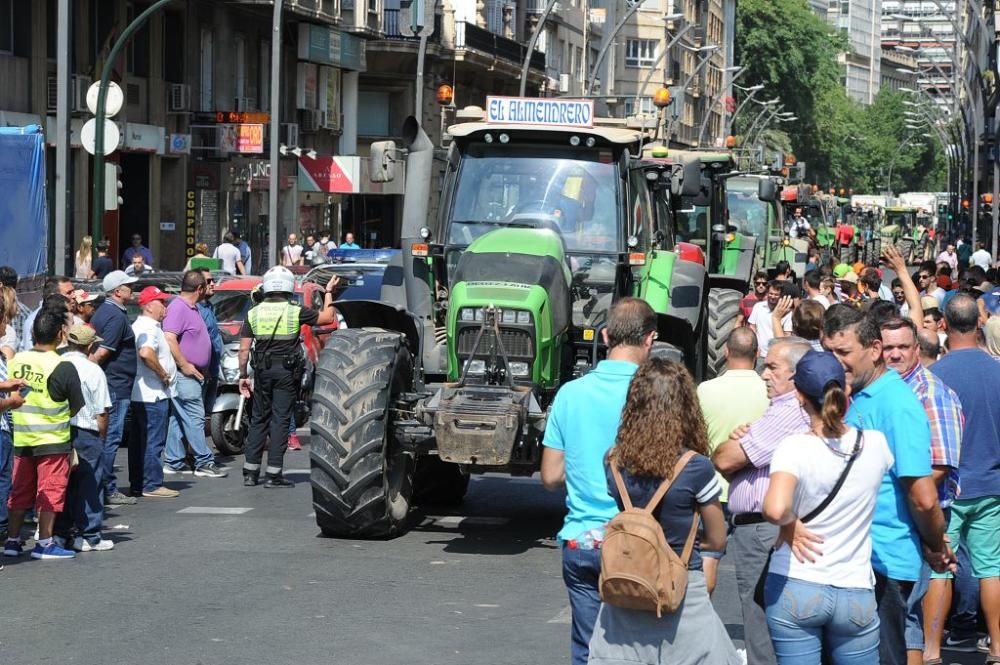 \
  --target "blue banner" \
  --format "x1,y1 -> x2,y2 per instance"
0,126 -> 48,280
